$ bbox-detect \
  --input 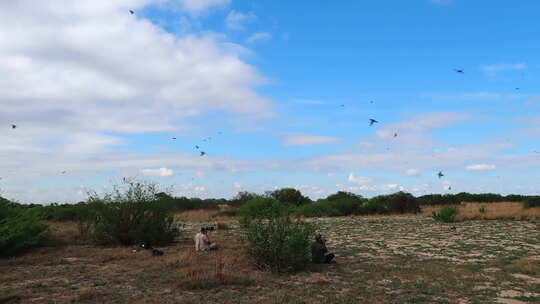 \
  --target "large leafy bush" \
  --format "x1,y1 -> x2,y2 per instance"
0,199 -> 49,257
79,179 -> 182,246
246,216 -> 316,273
